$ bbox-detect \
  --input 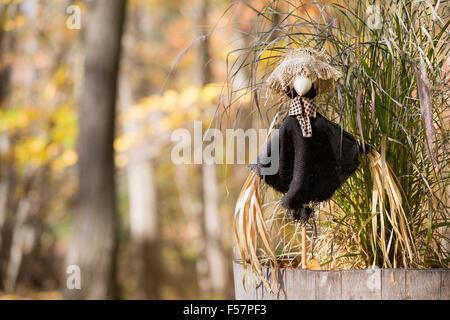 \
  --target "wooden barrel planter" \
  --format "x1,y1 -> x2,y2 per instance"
233,261 -> 450,300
